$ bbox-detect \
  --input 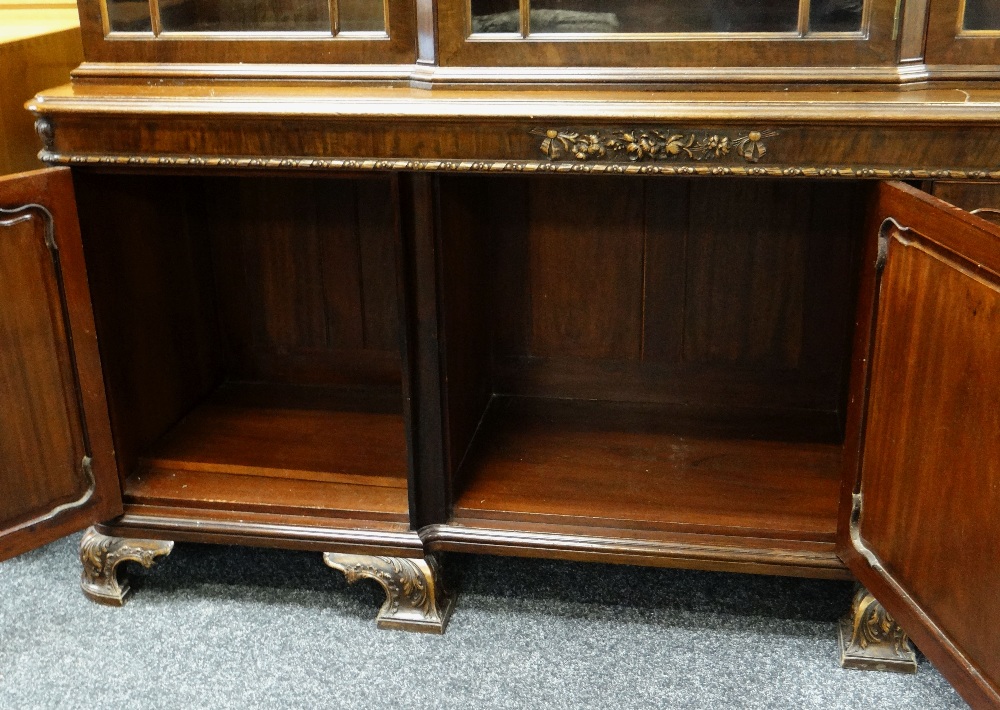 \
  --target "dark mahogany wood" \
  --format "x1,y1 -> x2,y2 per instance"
73,171 -> 412,530
125,466 -> 408,521
398,173 -> 450,527
141,381 -> 407,488
201,175 -> 402,386
73,172 -> 224,483
439,176 -> 863,418
839,181 -> 1000,709
436,177 -> 497,485
429,175 -> 870,578
455,396 -> 843,540
26,85 -> 1000,180
930,181 -> 1000,215
75,173 -> 402,414
426,520 -> 850,579
0,167 -> 121,561
10,0 -> 1000,679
